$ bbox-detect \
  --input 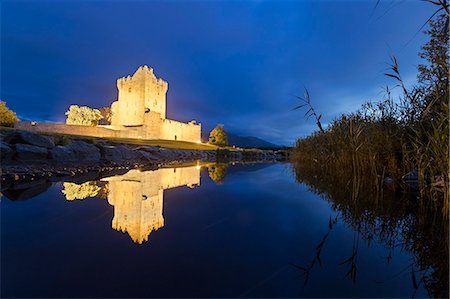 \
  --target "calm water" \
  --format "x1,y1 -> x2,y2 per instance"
1,163 -> 445,298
